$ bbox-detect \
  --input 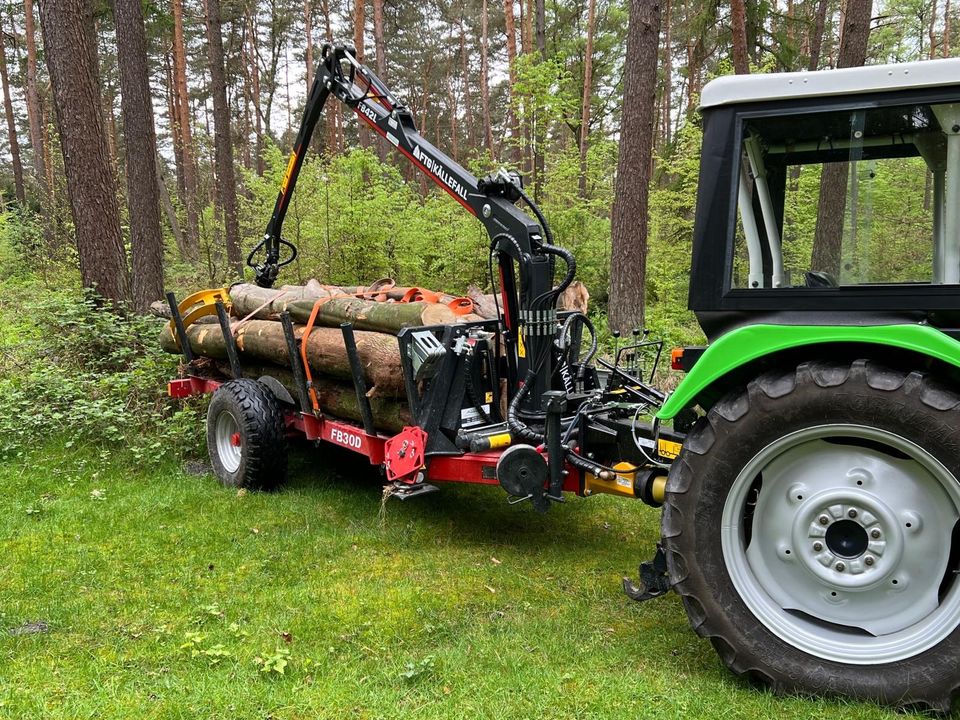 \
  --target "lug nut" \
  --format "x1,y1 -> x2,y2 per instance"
864,556 -> 875,567
871,529 -> 881,539
813,541 -> 824,552
848,509 -> 858,519
835,562 -> 846,572
819,515 -> 831,526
